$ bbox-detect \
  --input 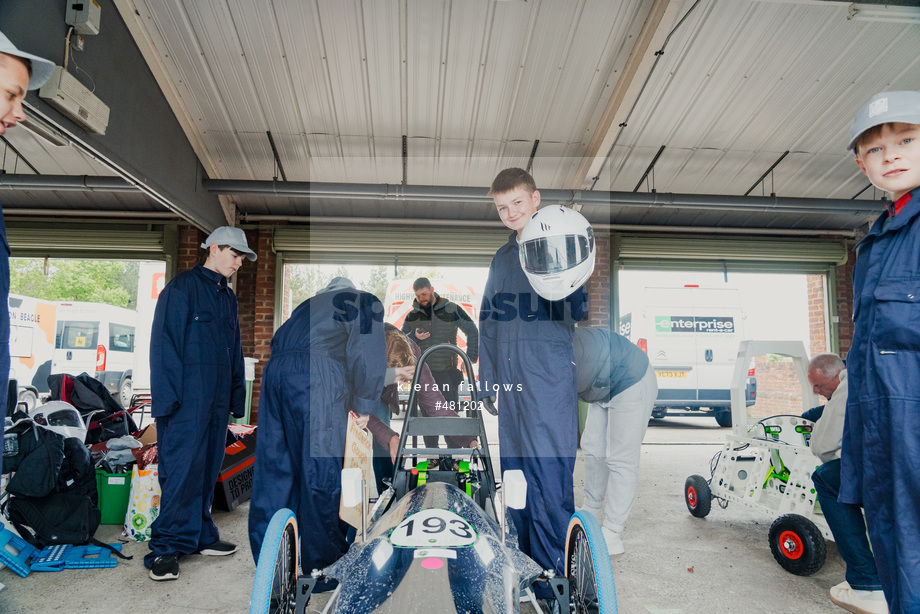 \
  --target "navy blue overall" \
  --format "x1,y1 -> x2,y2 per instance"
0,204 -> 10,475
479,232 -> 588,582
841,187 -> 920,612
145,264 -> 245,567
248,282 -> 386,588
